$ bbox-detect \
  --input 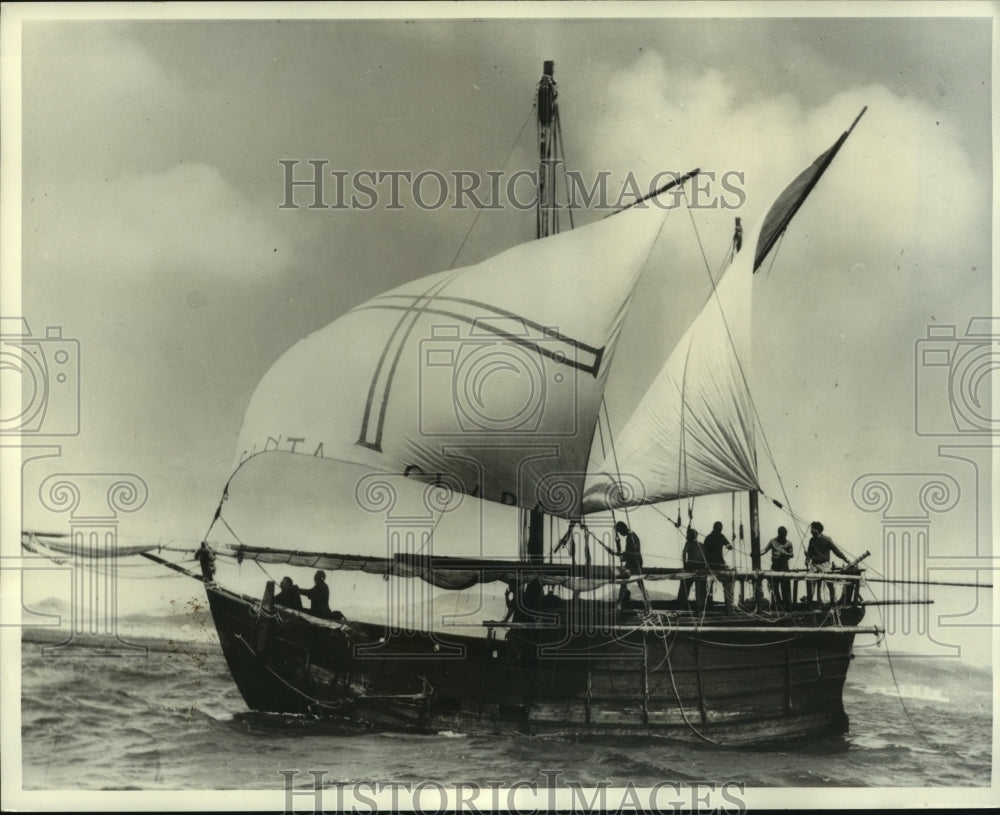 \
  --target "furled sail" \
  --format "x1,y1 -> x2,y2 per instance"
225,545 -> 623,592
236,188 -> 692,519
